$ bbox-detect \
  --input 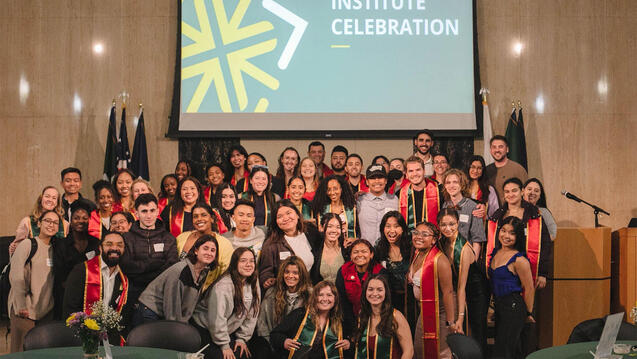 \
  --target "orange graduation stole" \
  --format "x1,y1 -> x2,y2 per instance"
203,186 -> 214,206
169,207 -> 185,237
485,217 -> 542,282
212,208 -> 228,234
420,246 -> 442,359
83,256 -> 128,315
399,181 -> 440,230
